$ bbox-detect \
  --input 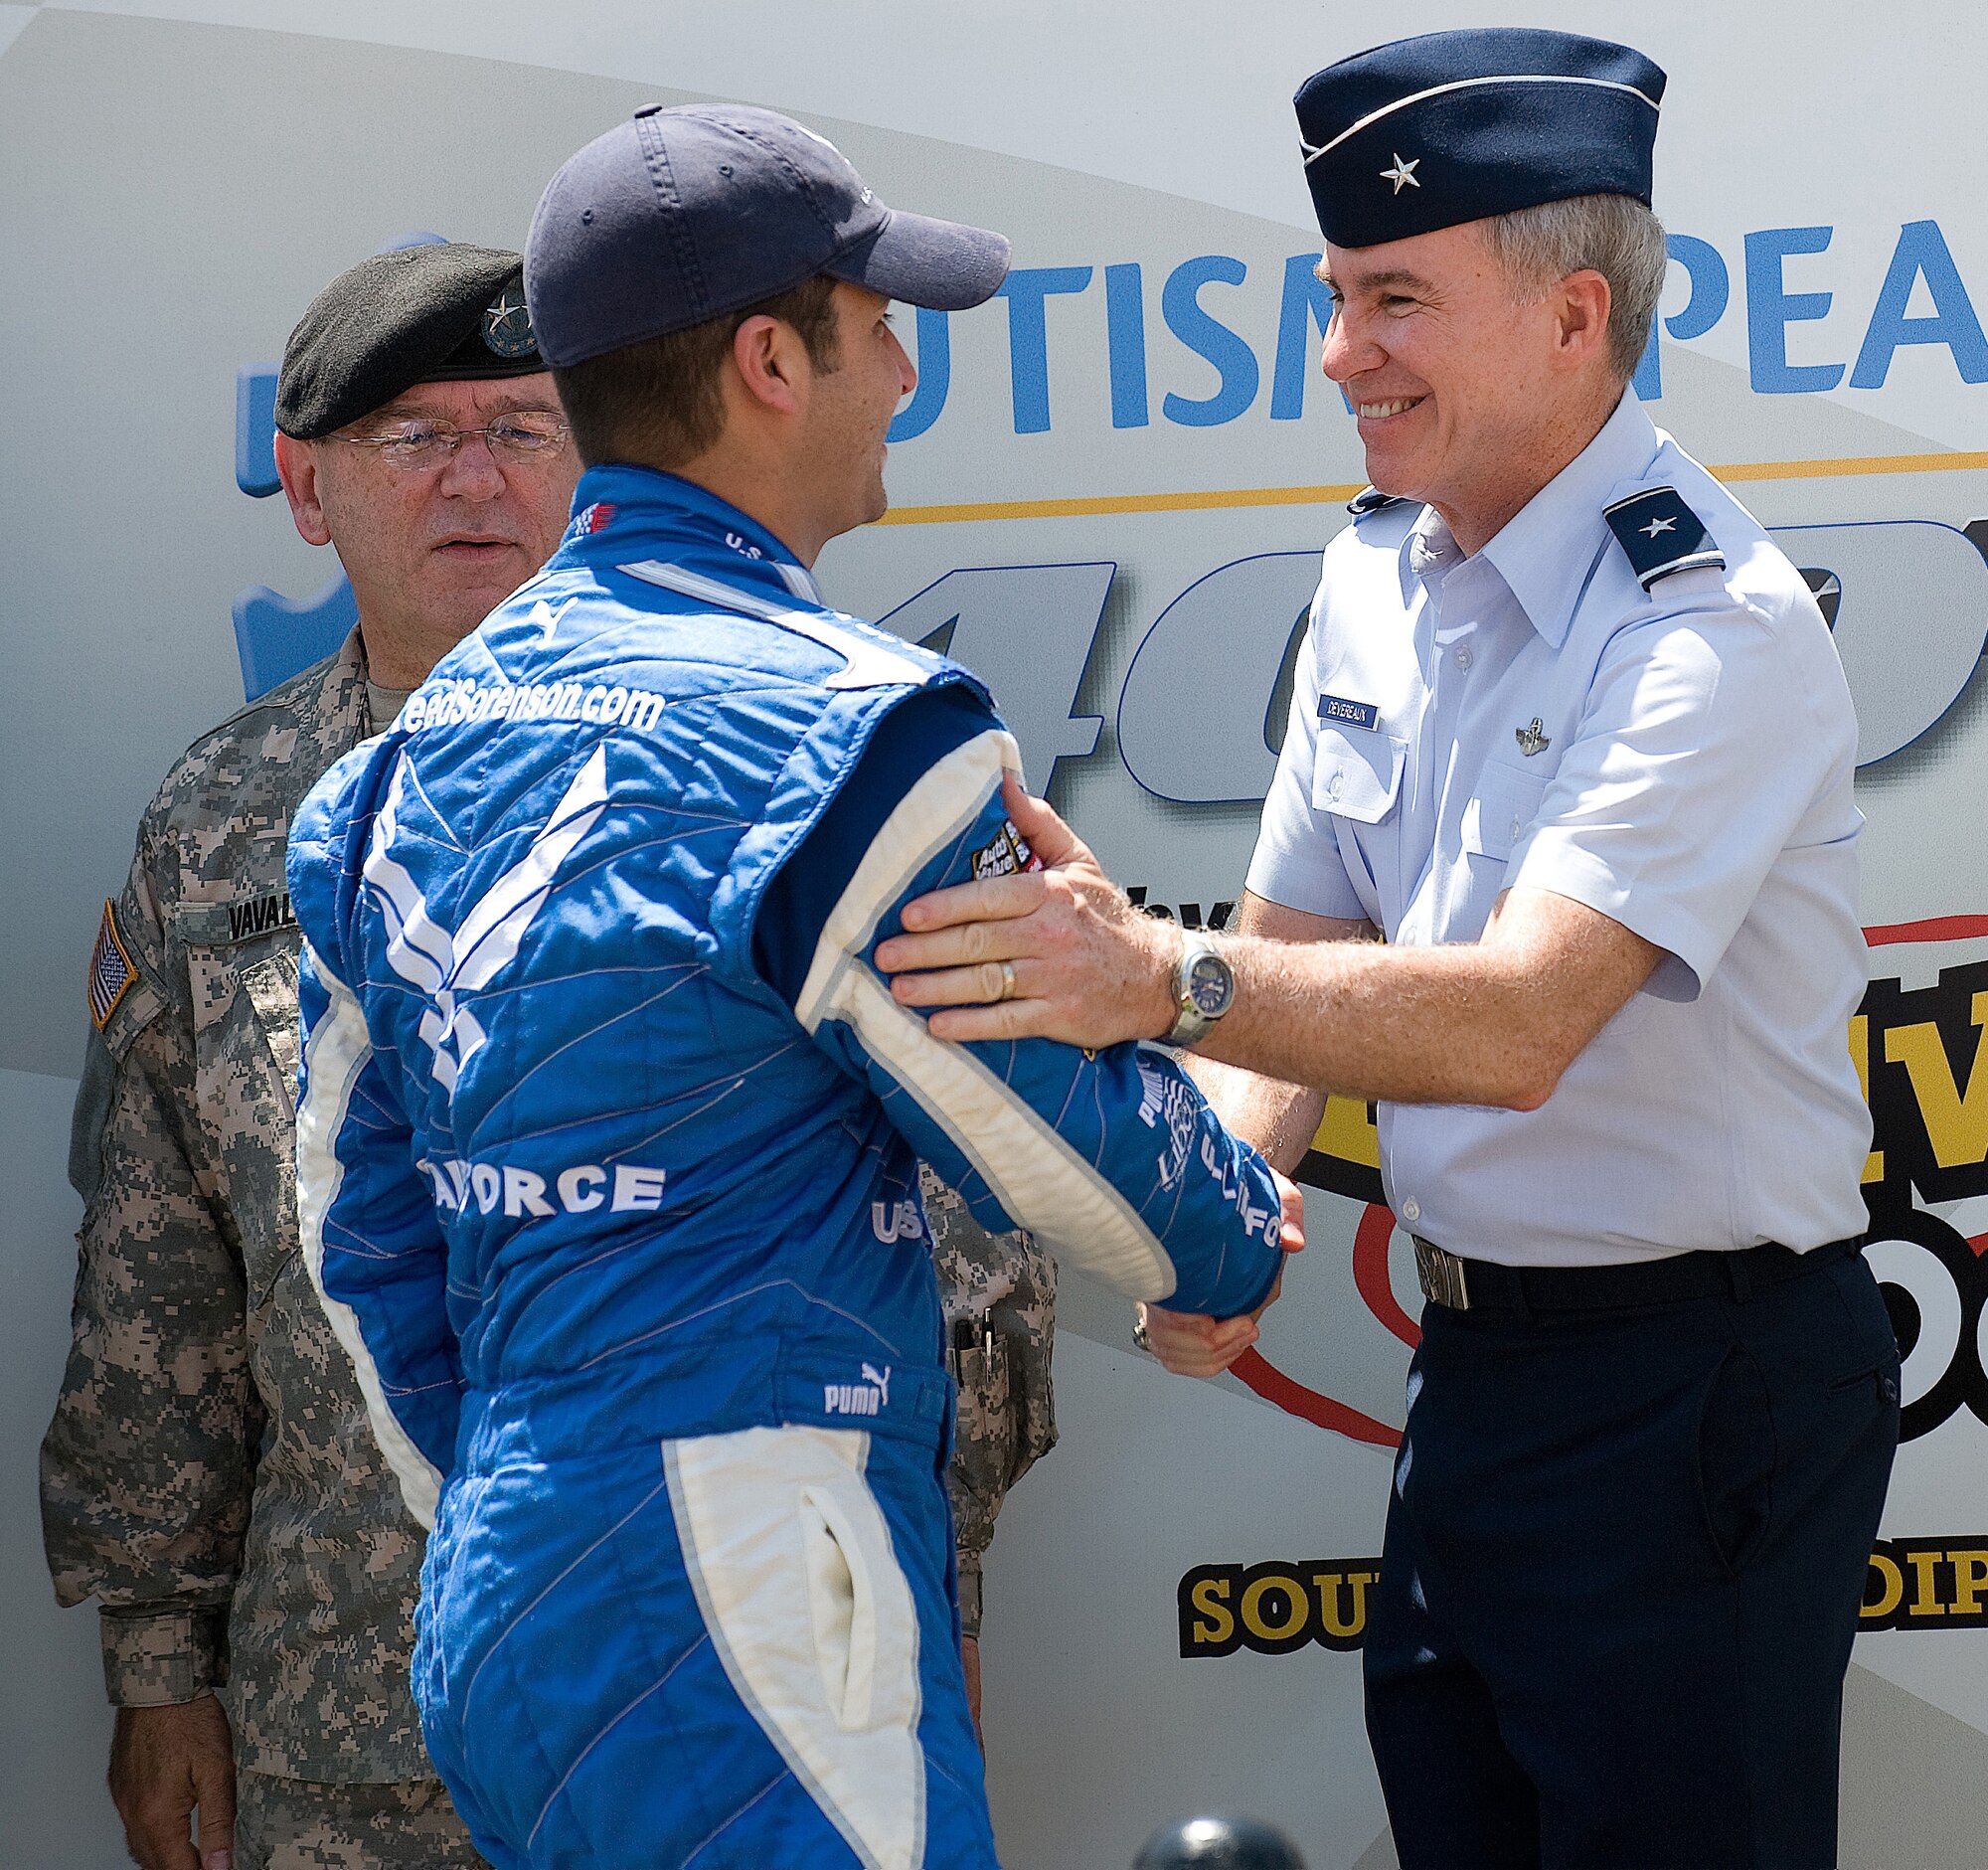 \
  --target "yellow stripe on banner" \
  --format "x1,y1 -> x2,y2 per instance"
1713,449 -> 1988,483
875,484 -> 1365,525
876,449 -> 1988,528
